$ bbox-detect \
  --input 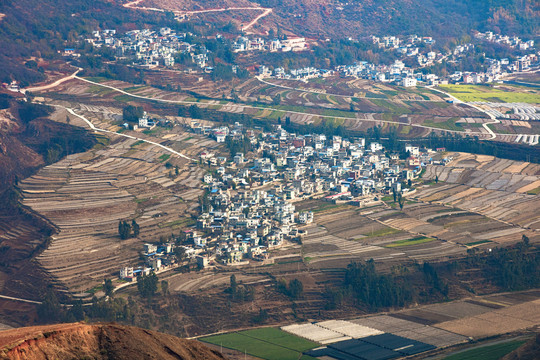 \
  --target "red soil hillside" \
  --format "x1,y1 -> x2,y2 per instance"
0,322 -> 227,360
